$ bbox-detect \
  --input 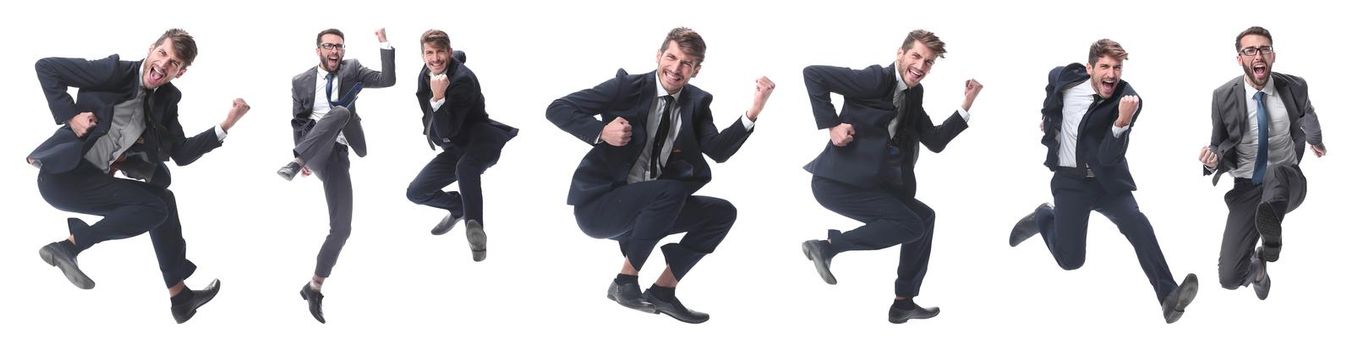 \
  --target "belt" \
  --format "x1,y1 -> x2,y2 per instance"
1055,166 -> 1095,178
